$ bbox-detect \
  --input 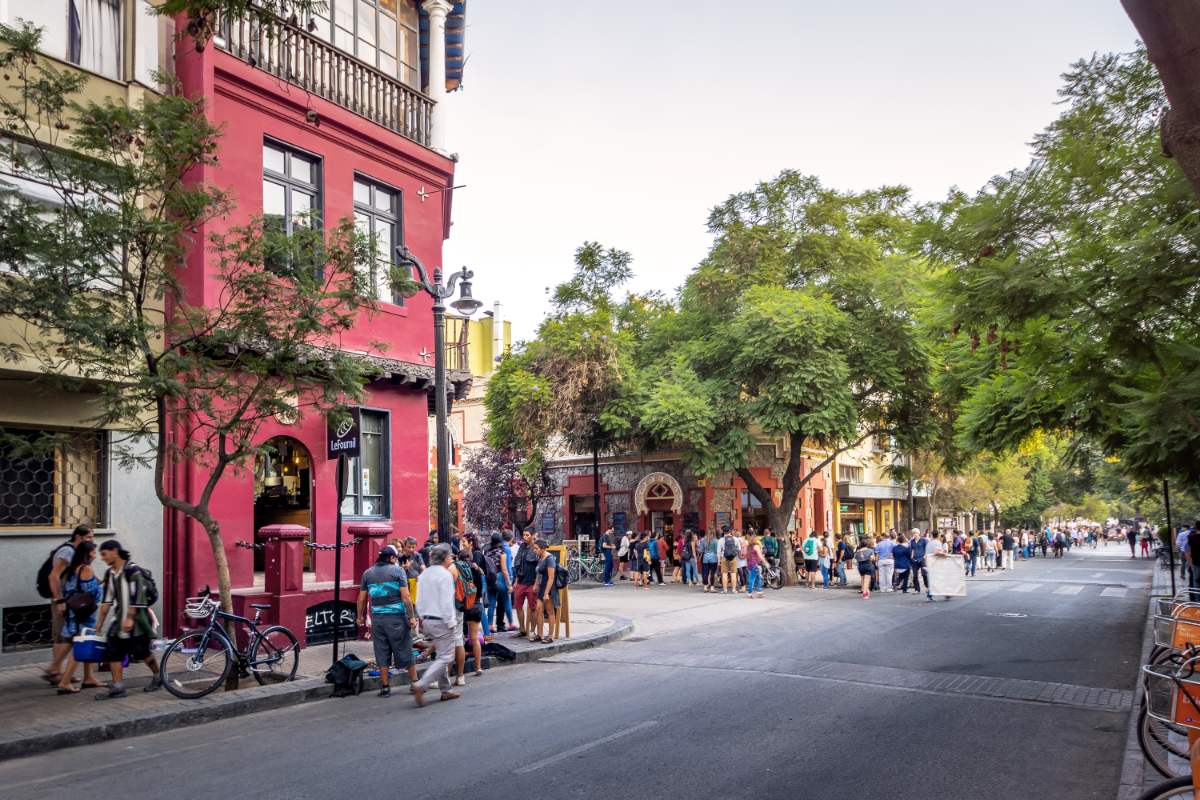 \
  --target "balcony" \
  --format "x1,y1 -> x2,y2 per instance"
217,15 -> 434,148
